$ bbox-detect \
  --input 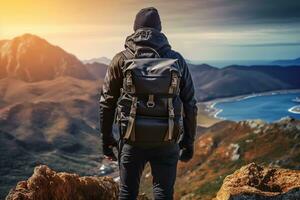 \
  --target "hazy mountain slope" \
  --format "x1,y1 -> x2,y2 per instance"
0,34 -> 93,81
0,77 -> 103,199
83,57 -> 111,65
272,57 -> 300,66
85,62 -> 108,79
189,64 -> 300,101
229,65 -> 300,86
